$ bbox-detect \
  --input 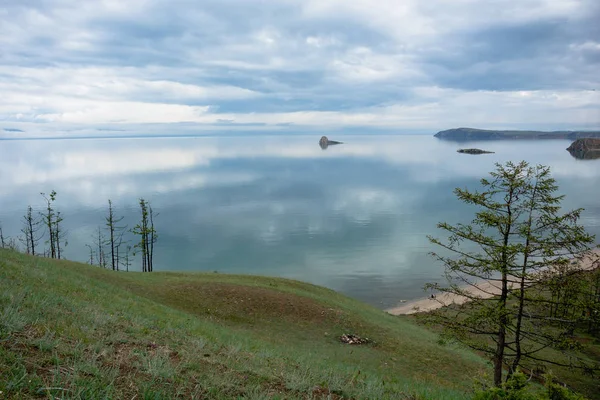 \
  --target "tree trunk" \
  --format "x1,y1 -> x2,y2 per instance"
495,269 -> 508,386
55,215 -> 61,260
510,183 -> 538,377
149,206 -> 155,272
109,201 -> 116,271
